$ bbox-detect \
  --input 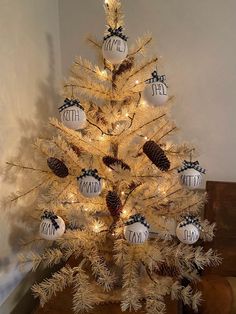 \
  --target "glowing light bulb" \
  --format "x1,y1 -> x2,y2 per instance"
93,224 -> 100,233
108,168 -> 112,172
123,209 -> 127,214
144,136 -> 148,140
135,80 -> 139,84
105,0 -> 109,3
99,134 -> 105,141
125,113 -> 129,117
121,191 -> 125,195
